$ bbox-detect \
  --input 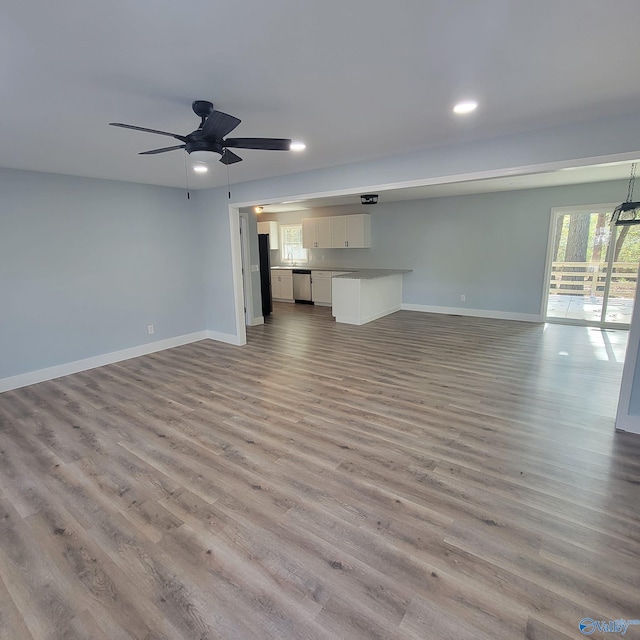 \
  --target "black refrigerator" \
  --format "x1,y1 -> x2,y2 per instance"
258,234 -> 273,316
